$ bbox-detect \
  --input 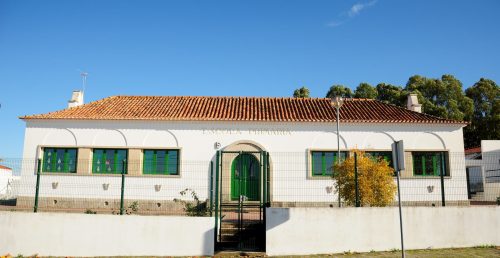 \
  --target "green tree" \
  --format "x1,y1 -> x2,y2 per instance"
464,78 -> 500,147
326,85 -> 353,98
293,86 -> 310,98
354,83 -> 377,99
406,74 -> 473,121
375,83 -> 407,107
